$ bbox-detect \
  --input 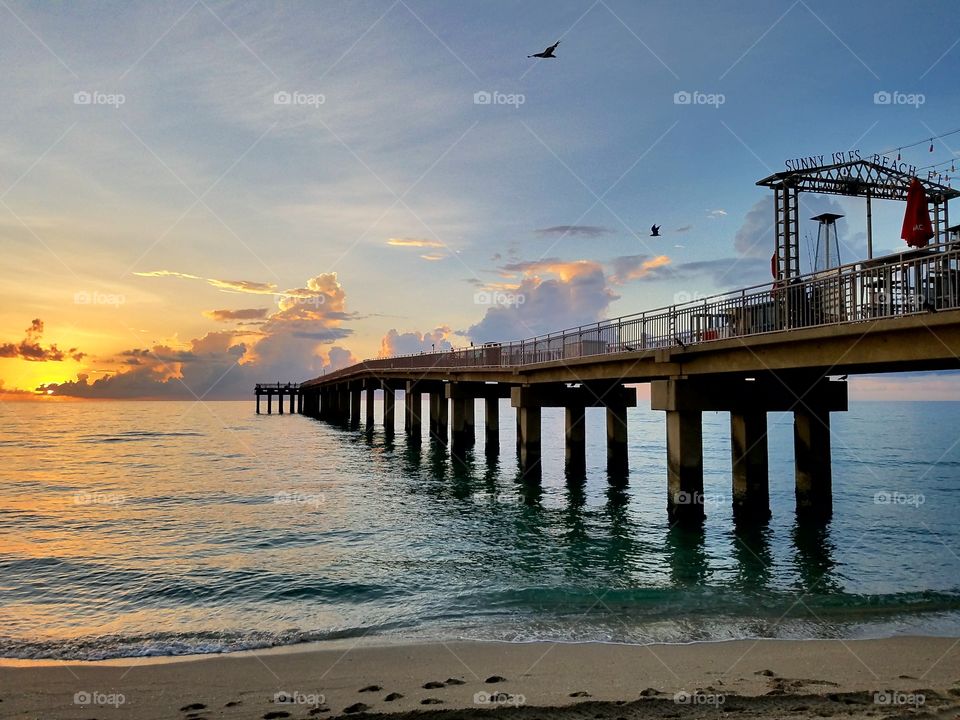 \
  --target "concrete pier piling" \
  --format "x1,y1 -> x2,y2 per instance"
564,405 -> 586,477
653,375 -> 846,523
485,397 -> 499,454
405,382 -> 422,443
382,382 -> 395,435
365,382 -> 376,429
